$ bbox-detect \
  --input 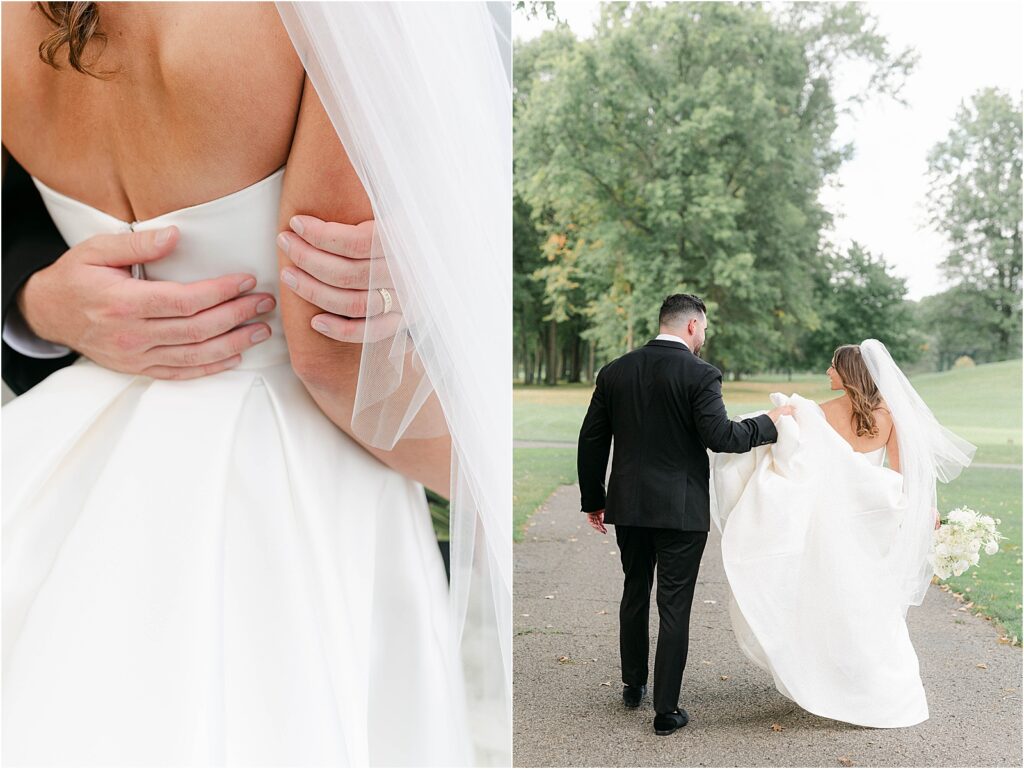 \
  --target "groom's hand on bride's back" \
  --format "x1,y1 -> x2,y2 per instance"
18,226 -> 277,380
